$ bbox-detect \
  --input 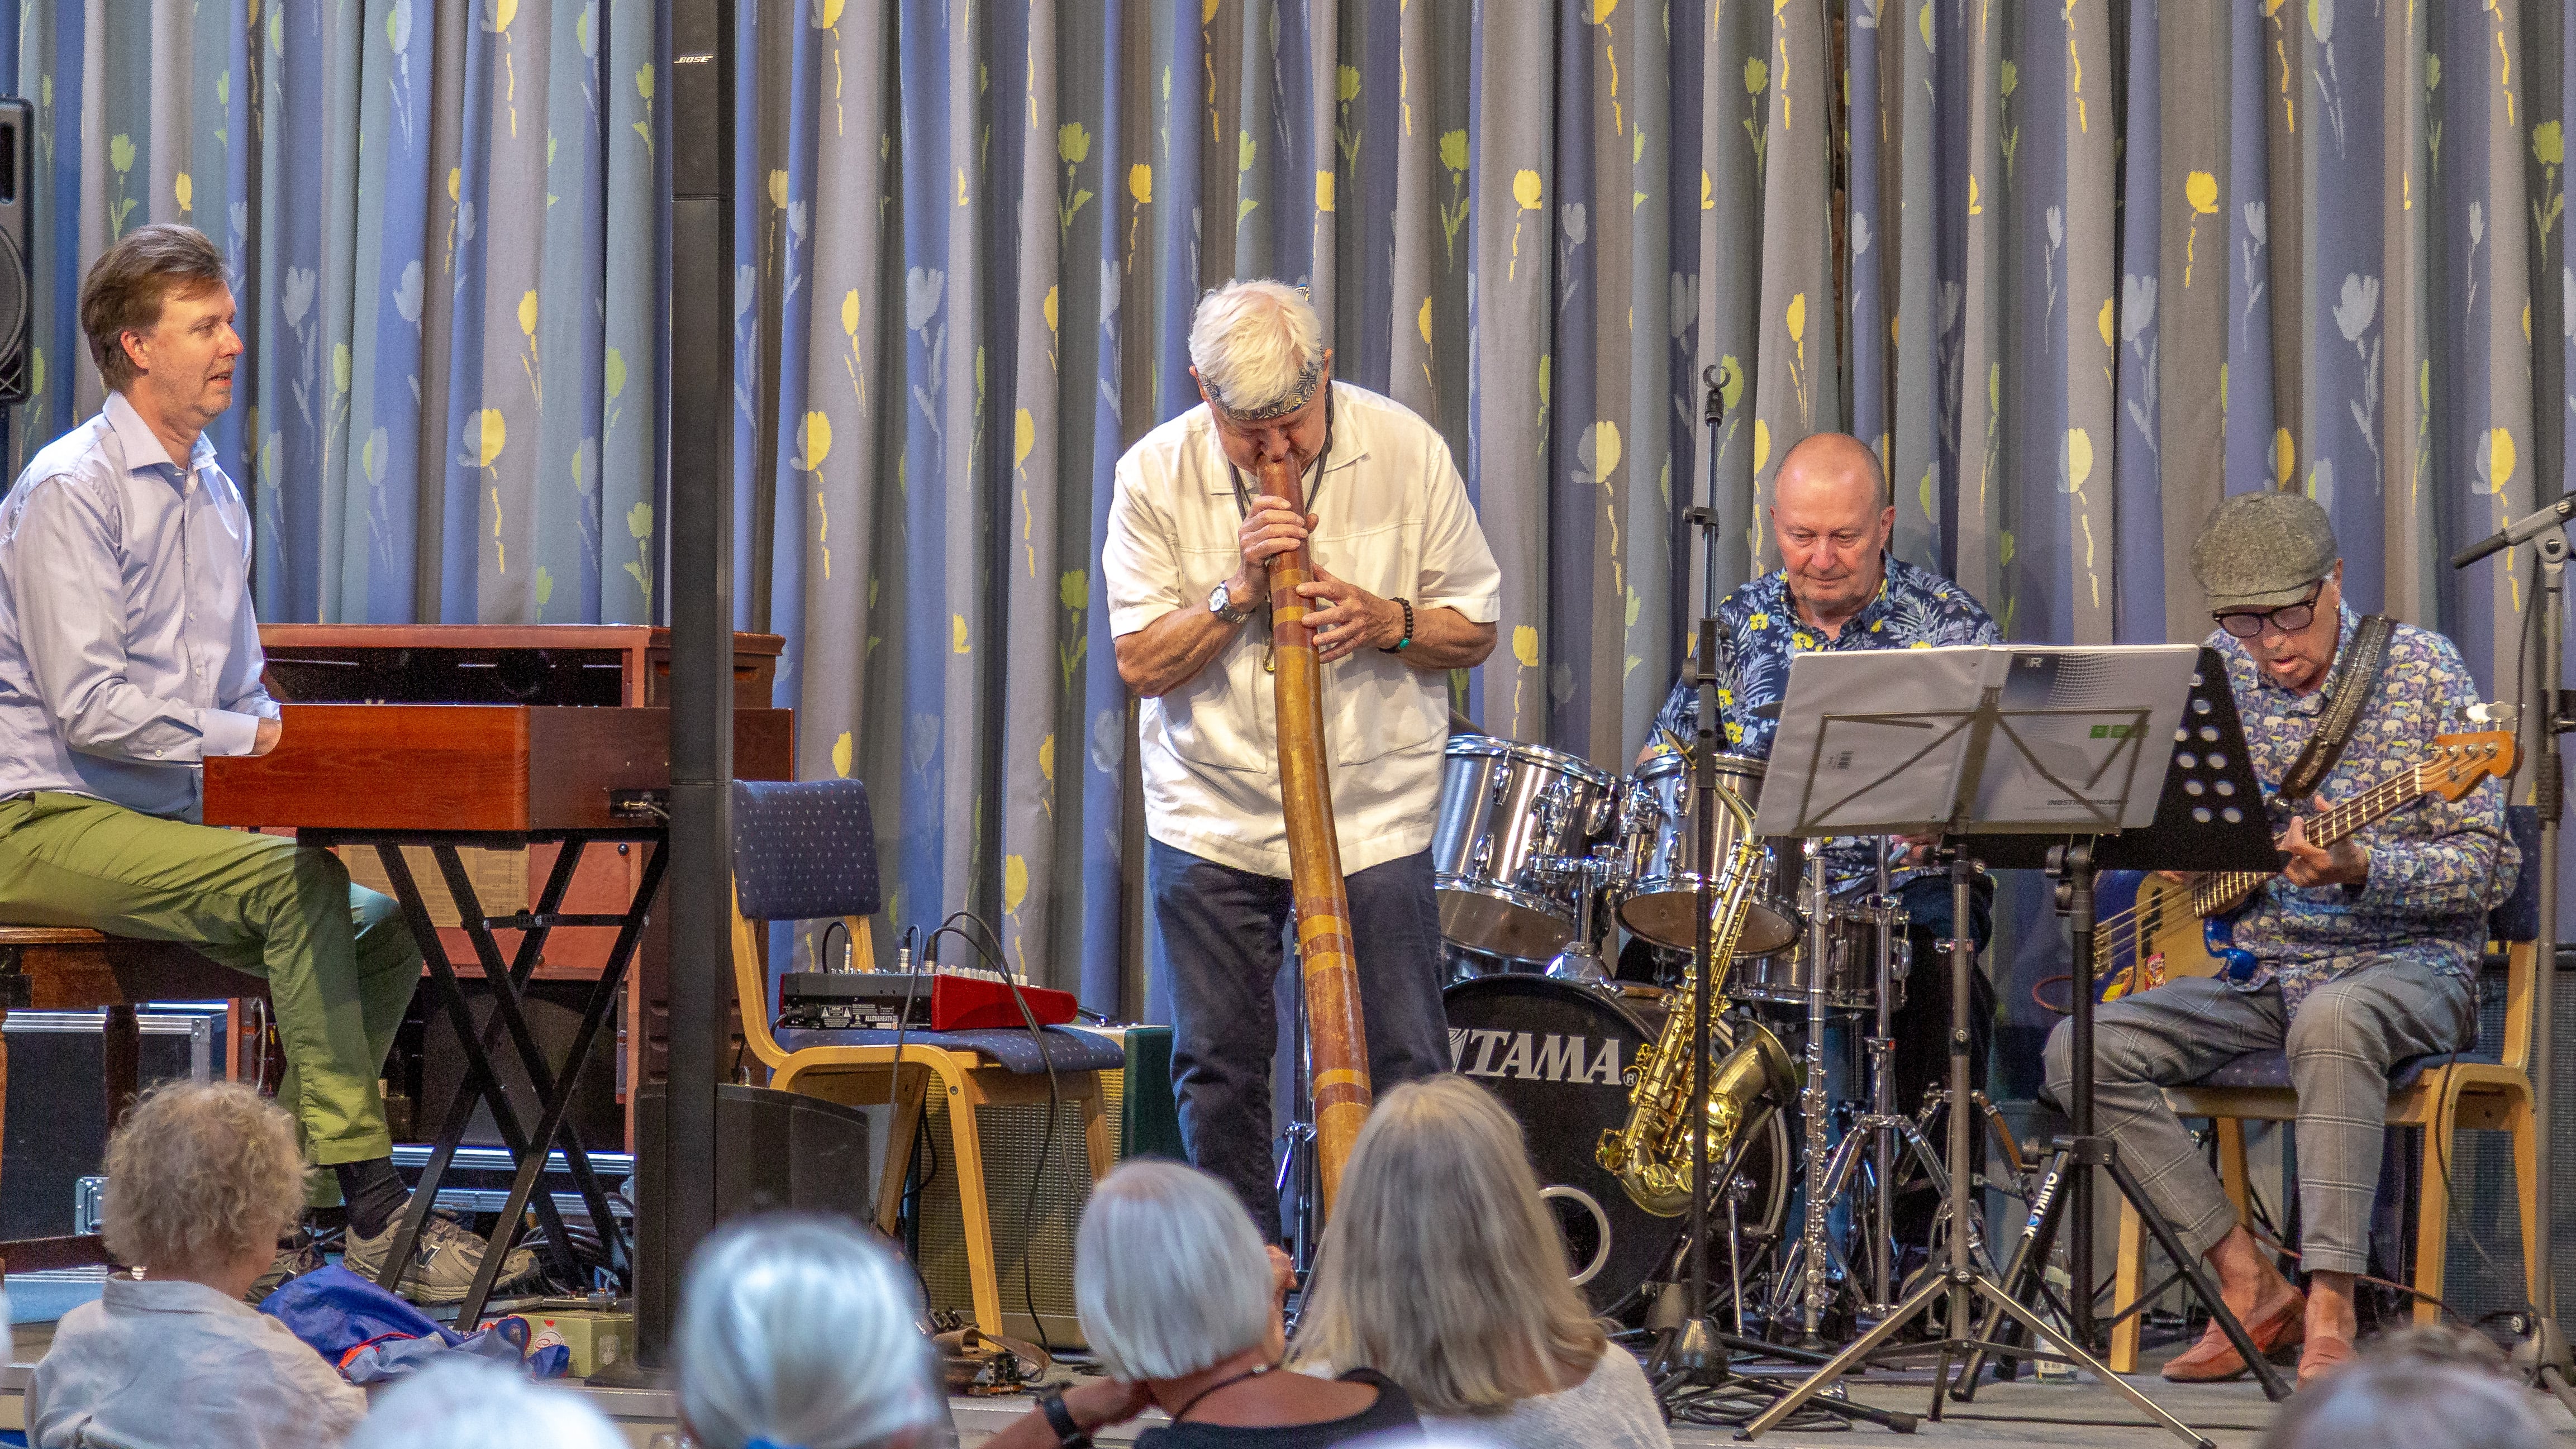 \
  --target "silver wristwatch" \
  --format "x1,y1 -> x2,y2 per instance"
1208,580 -> 1254,625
